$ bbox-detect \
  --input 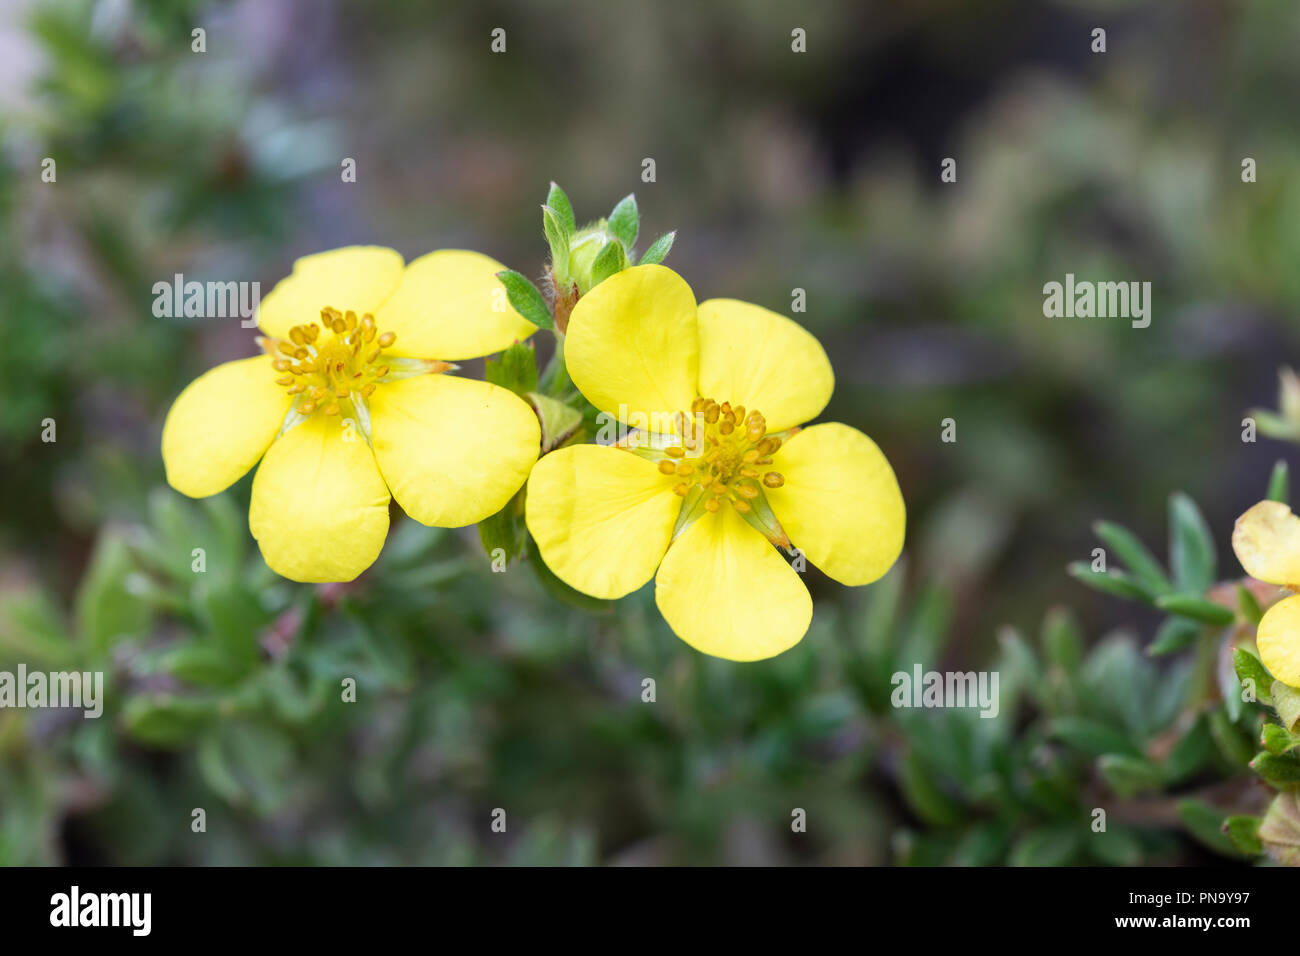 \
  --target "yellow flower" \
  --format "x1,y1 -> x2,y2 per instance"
1232,499 -> 1300,686
162,246 -> 541,582
525,265 -> 905,661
